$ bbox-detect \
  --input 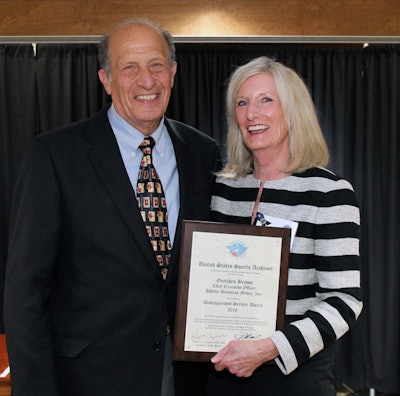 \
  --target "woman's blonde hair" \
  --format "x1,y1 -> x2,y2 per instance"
220,56 -> 329,179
